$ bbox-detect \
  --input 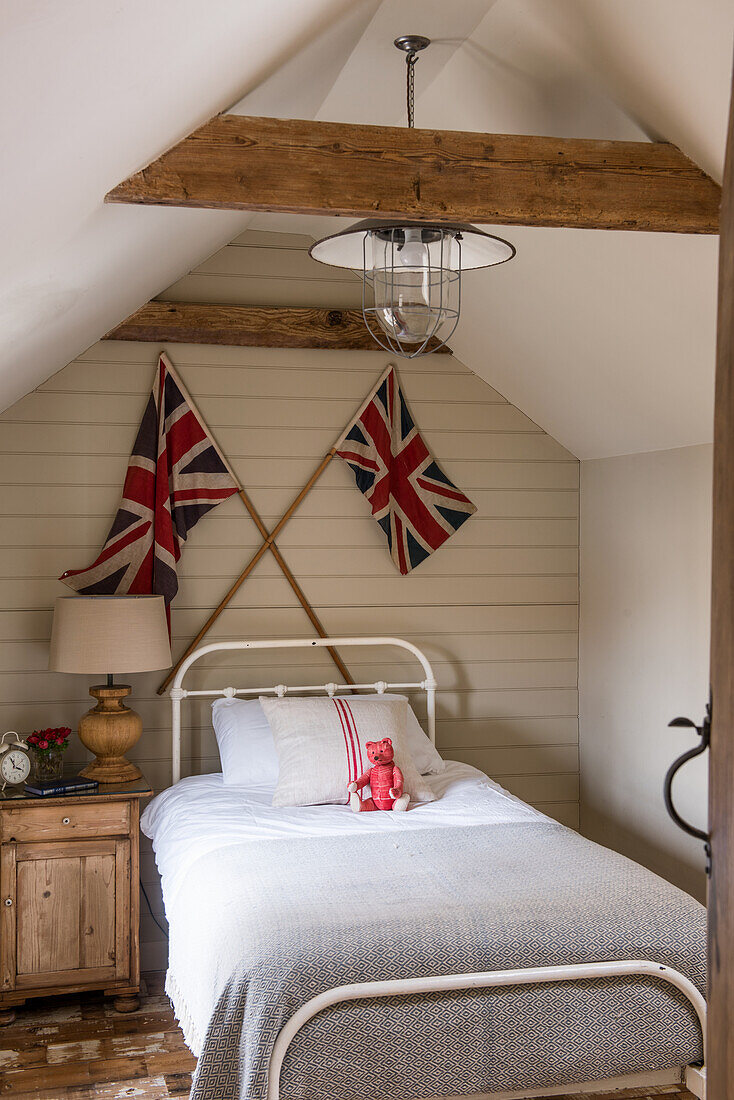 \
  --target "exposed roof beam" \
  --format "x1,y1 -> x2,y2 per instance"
104,301 -> 451,353
106,114 -> 721,233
